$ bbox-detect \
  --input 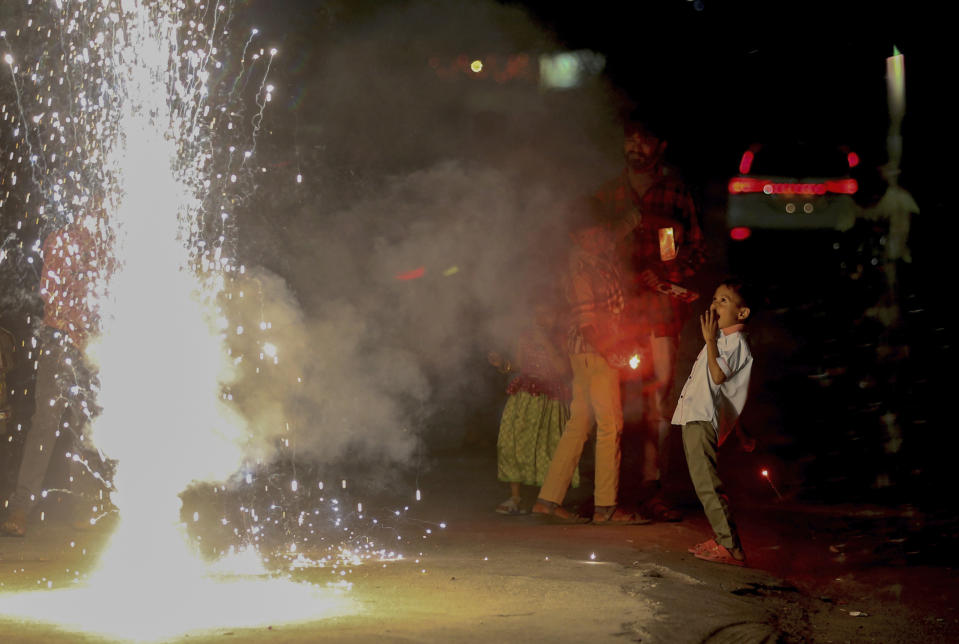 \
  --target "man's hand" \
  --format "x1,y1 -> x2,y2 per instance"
700,308 -> 718,344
